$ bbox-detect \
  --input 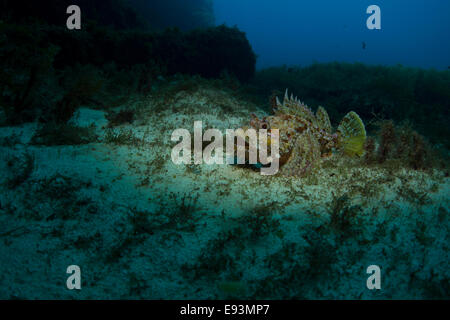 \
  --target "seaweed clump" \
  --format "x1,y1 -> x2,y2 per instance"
53,66 -> 105,123
5,151 -> 35,189
180,207 -> 281,293
364,120 -> 445,170
106,109 -> 135,127
31,123 -> 98,146
0,22 -> 60,124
